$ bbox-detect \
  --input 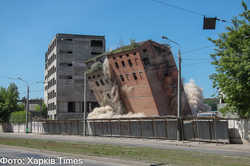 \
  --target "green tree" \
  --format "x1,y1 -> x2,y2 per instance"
0,83 -> 20,122
204,98 -> 219,111
209,1 -> 250,118
35,103 -> 48,119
